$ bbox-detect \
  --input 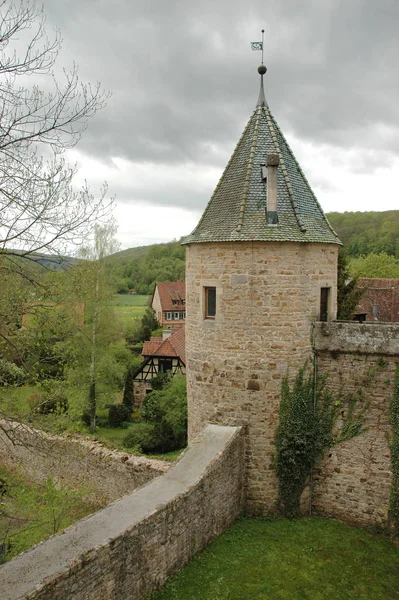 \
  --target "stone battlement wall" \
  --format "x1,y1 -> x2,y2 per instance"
0,425 -> 245,600
0,423 -> 169,504
313,321 -> 398,528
